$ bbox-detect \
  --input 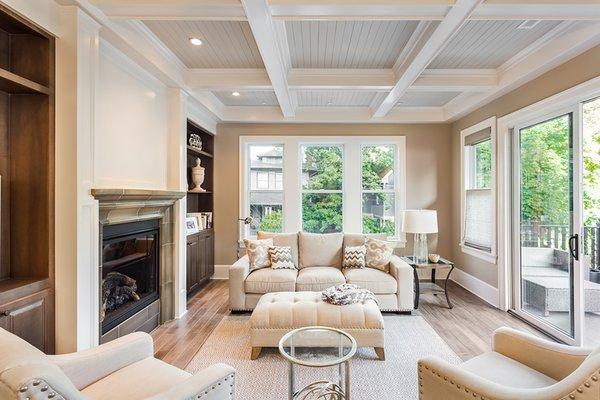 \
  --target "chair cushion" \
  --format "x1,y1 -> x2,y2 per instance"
298,232 -> 343,269
461,352 -> 557,389
296,267 -> 346,291
258,231 -> 299,267
82,357 -> 190,400
245,268 -> 298,294
343,267 -> 397,294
